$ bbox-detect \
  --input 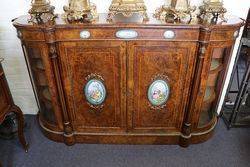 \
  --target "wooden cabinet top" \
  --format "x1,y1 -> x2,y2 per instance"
13,13 -> 244,30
